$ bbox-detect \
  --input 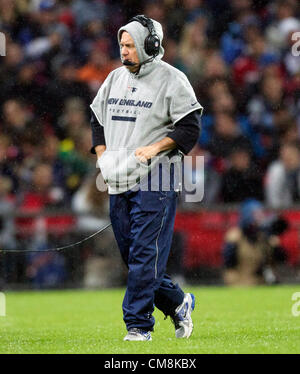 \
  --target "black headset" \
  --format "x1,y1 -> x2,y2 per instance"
129,15 -> 160,57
